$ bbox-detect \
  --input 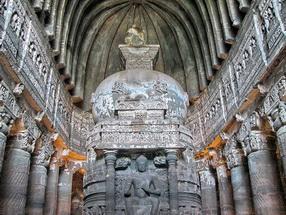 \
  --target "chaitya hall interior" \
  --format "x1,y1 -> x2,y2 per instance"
0,0 -> 286,214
